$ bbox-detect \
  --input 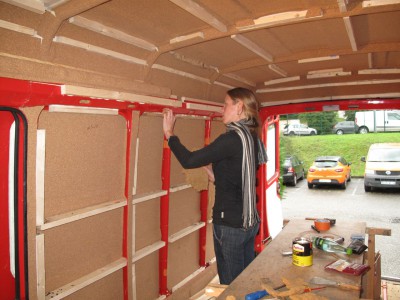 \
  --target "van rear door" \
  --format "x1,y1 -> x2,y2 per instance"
384,110 -> 400,132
